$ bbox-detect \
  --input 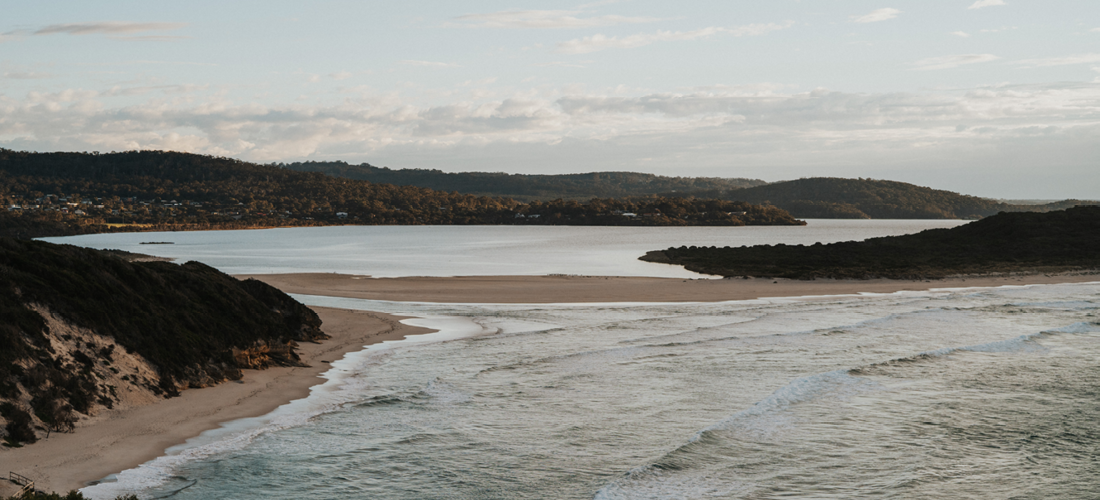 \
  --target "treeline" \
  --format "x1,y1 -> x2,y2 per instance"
280,161 -> 766,201
0,149 -> 802,238
0,238 -> 328,446
285,161 -> 1096,220
642,206 -> 1100,279
665,177 -> 1098,219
